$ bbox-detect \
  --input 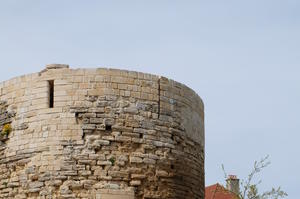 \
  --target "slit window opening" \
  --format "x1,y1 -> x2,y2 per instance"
48,80 -> 54,108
